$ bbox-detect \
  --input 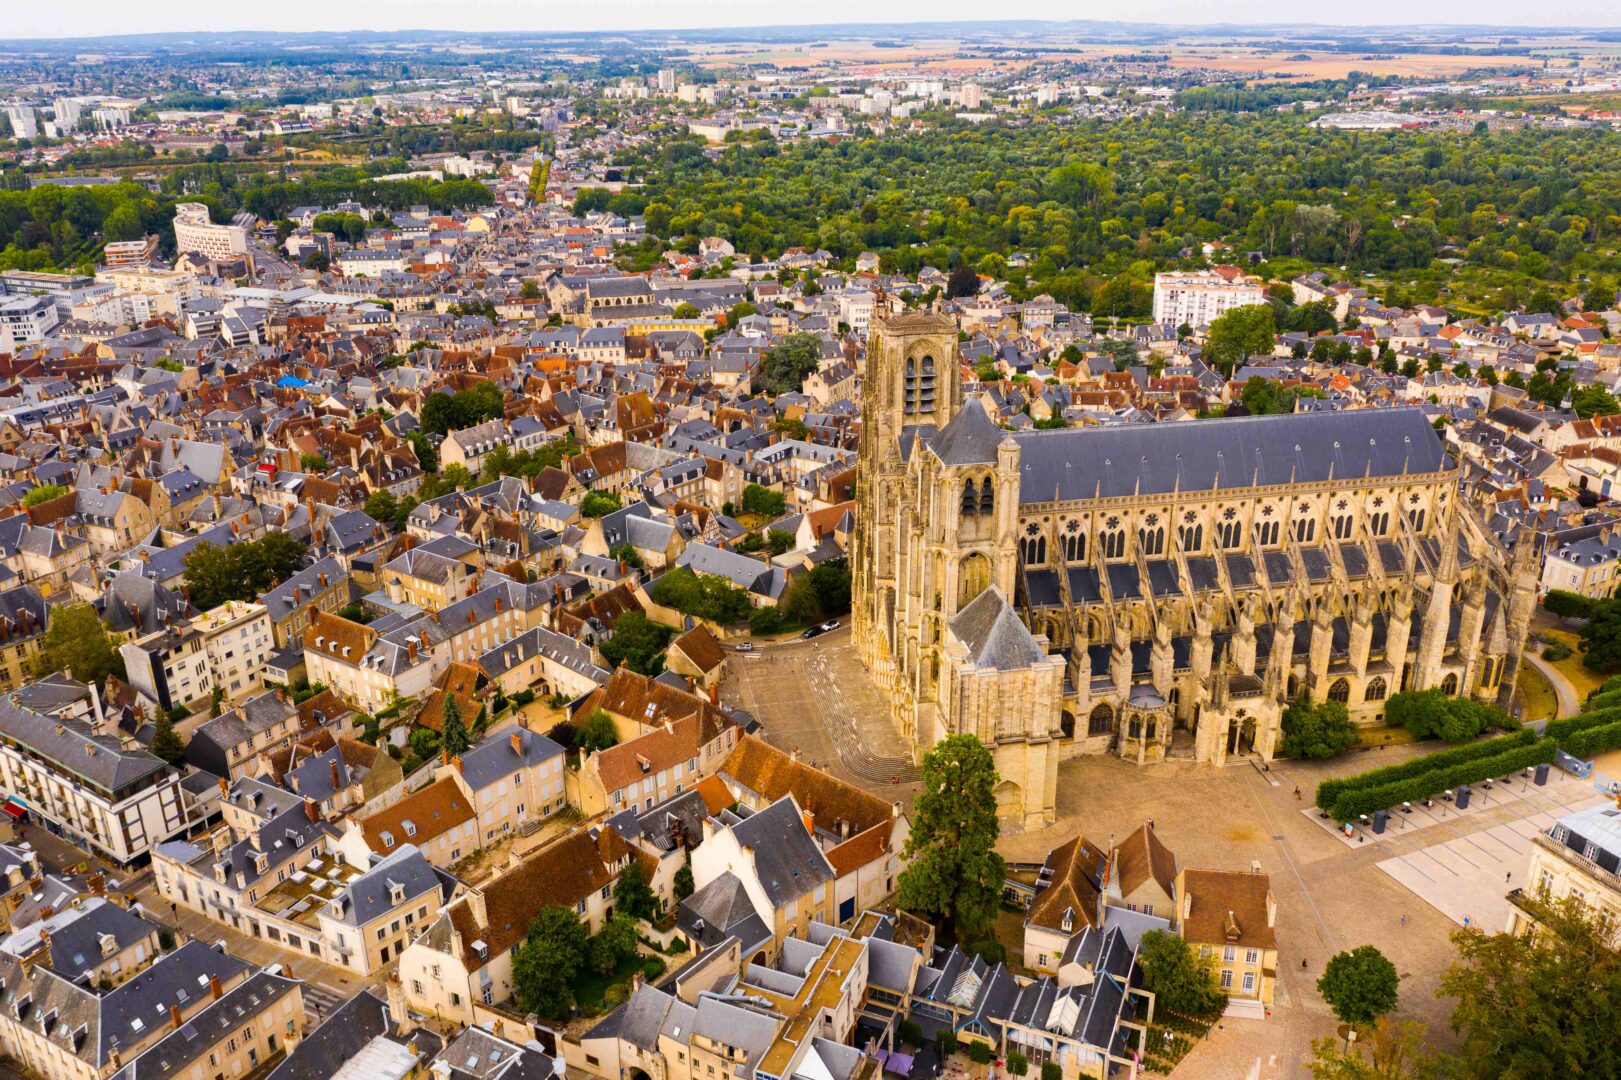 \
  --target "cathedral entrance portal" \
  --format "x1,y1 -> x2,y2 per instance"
1227,715 -> 1257,757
